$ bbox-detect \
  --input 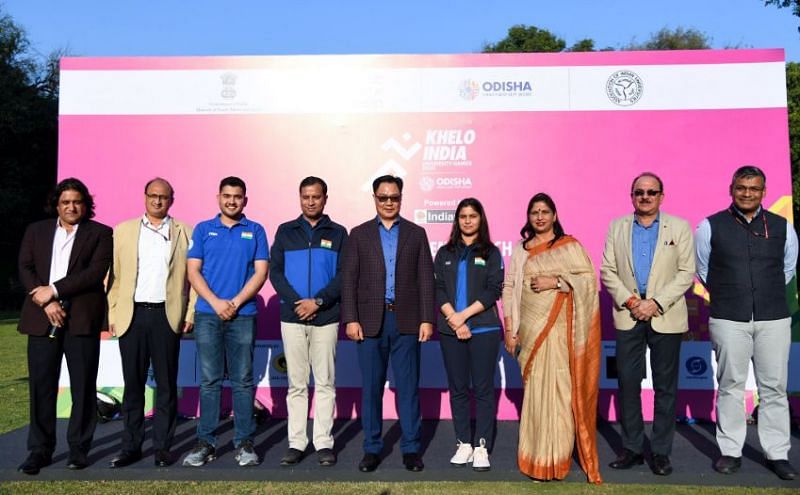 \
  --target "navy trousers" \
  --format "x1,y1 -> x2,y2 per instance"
357,311 -> 421,455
